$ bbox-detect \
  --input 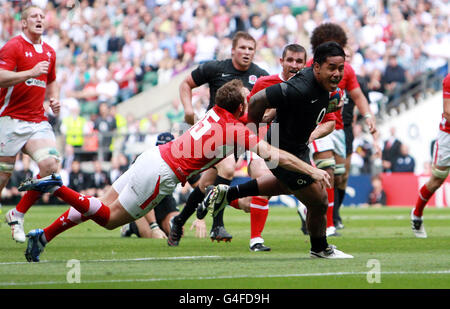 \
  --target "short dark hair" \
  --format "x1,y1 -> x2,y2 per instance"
310,23 -> 348,52
155,132 -> 175,145
232,31 -> 256,49
282,44 -> 307,61
215,79 -> 245,113
313,41 -> 346,65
